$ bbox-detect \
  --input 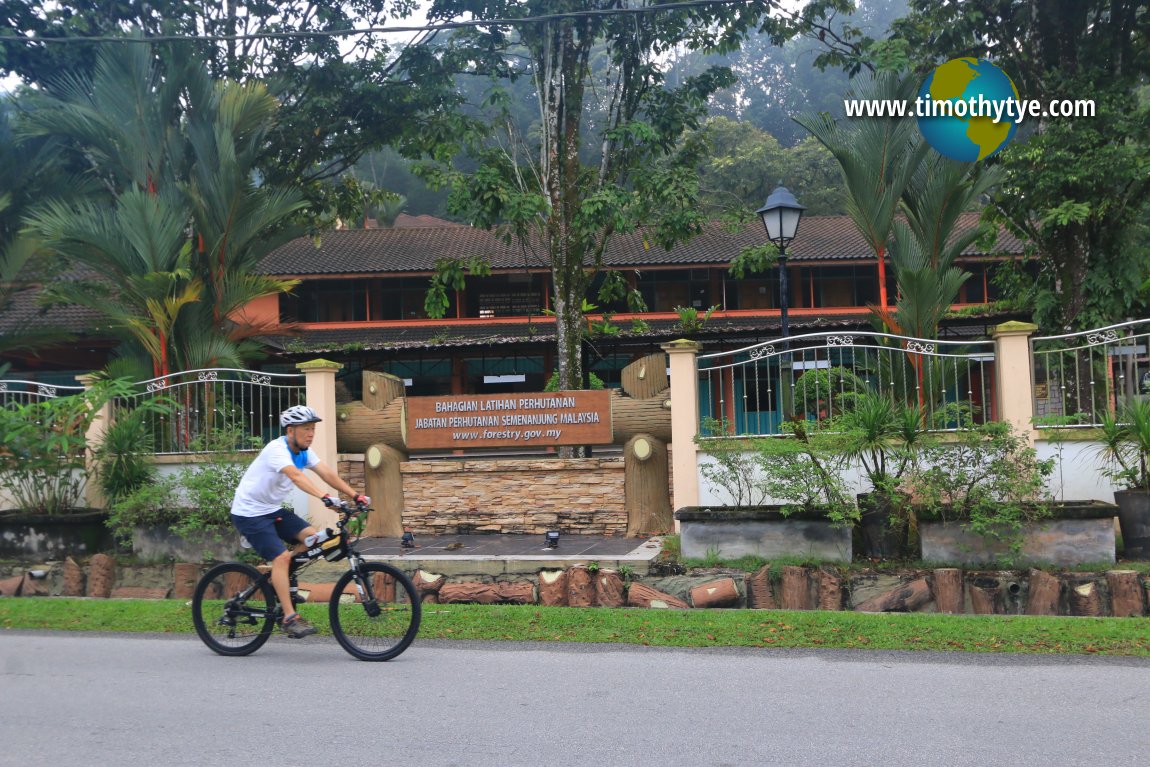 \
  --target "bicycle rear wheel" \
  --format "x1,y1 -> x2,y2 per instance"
329,562 -> 421,661
192,562 -> 276,656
